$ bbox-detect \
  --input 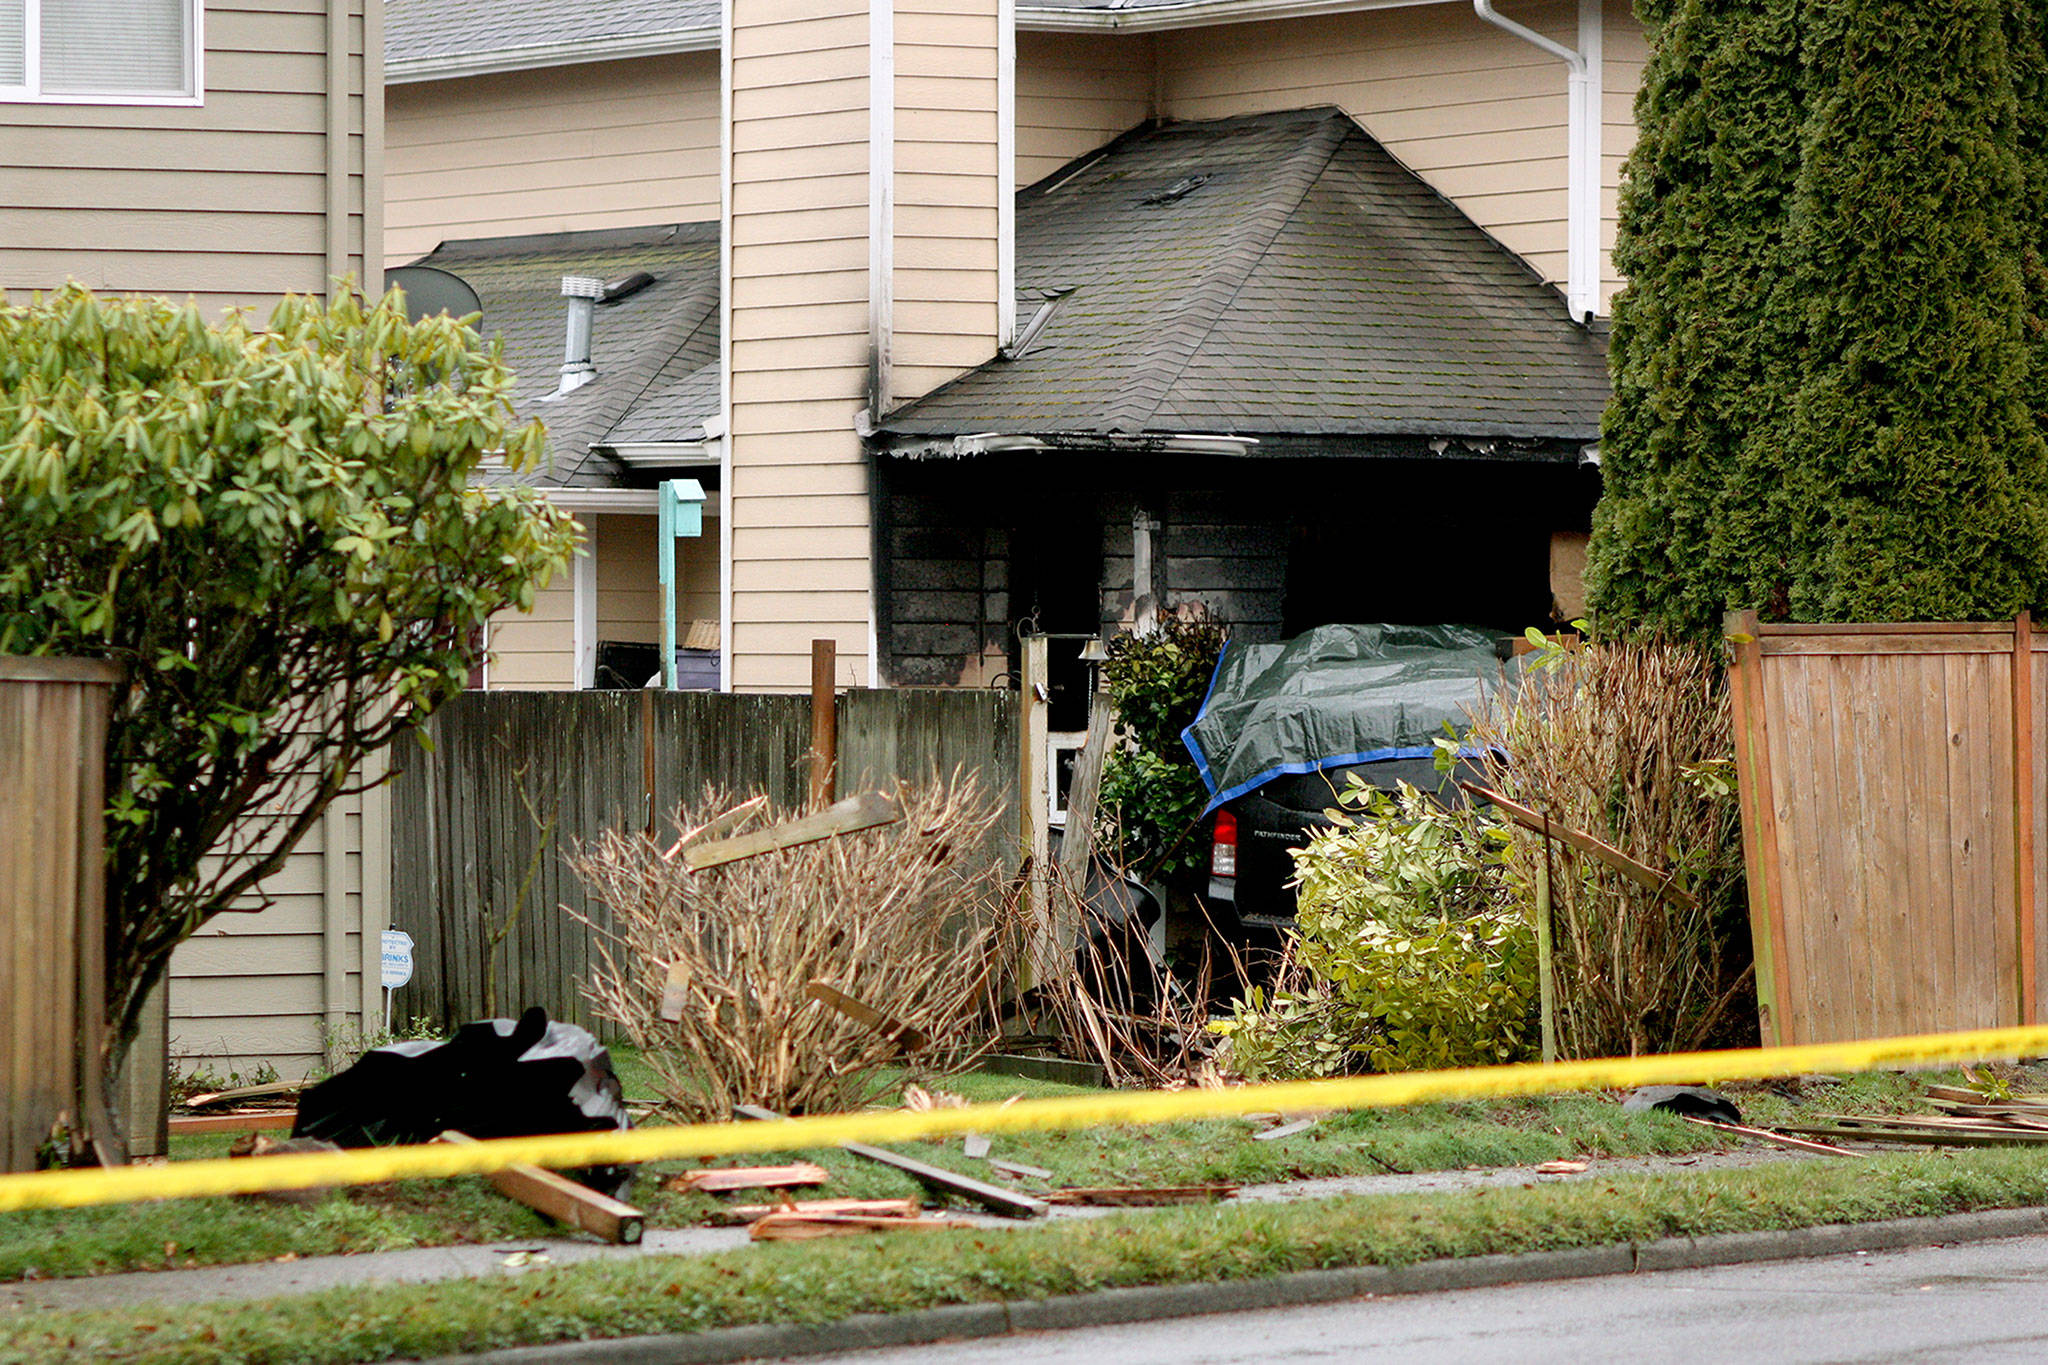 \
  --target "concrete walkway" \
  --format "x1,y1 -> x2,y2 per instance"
0,1147 -> 1806,1314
